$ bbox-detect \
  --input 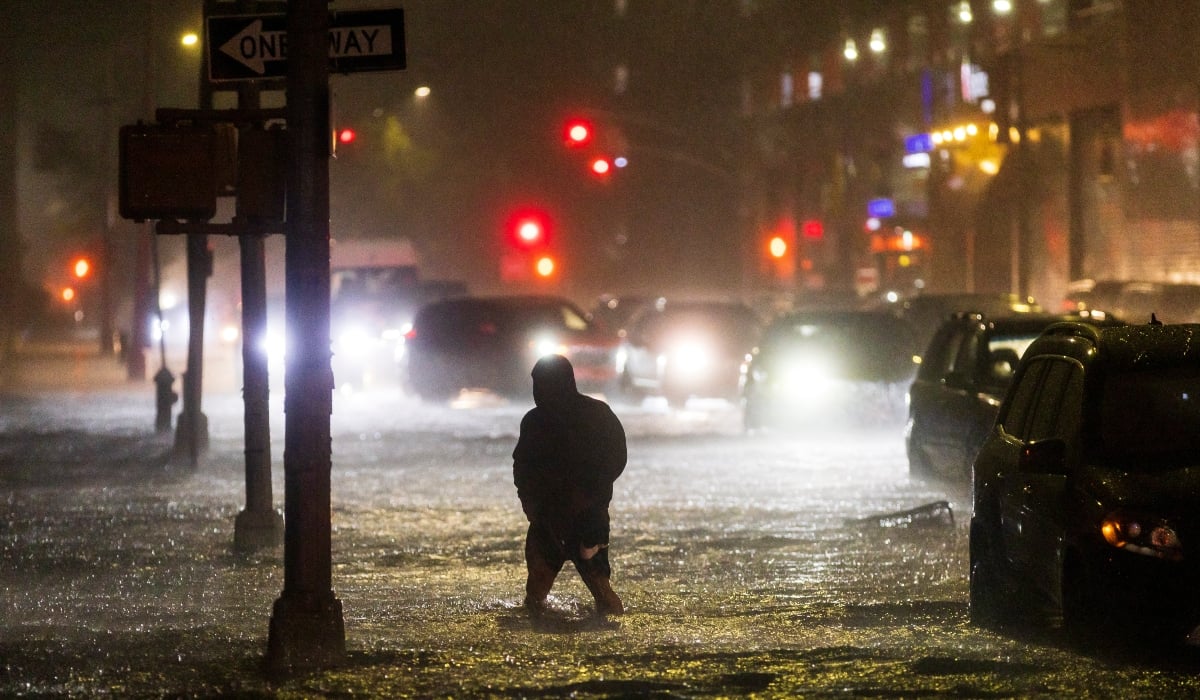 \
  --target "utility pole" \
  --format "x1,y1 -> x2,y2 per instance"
173,0 -> 217,467
267,0 -> 345,671
232,59 -> 283,552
